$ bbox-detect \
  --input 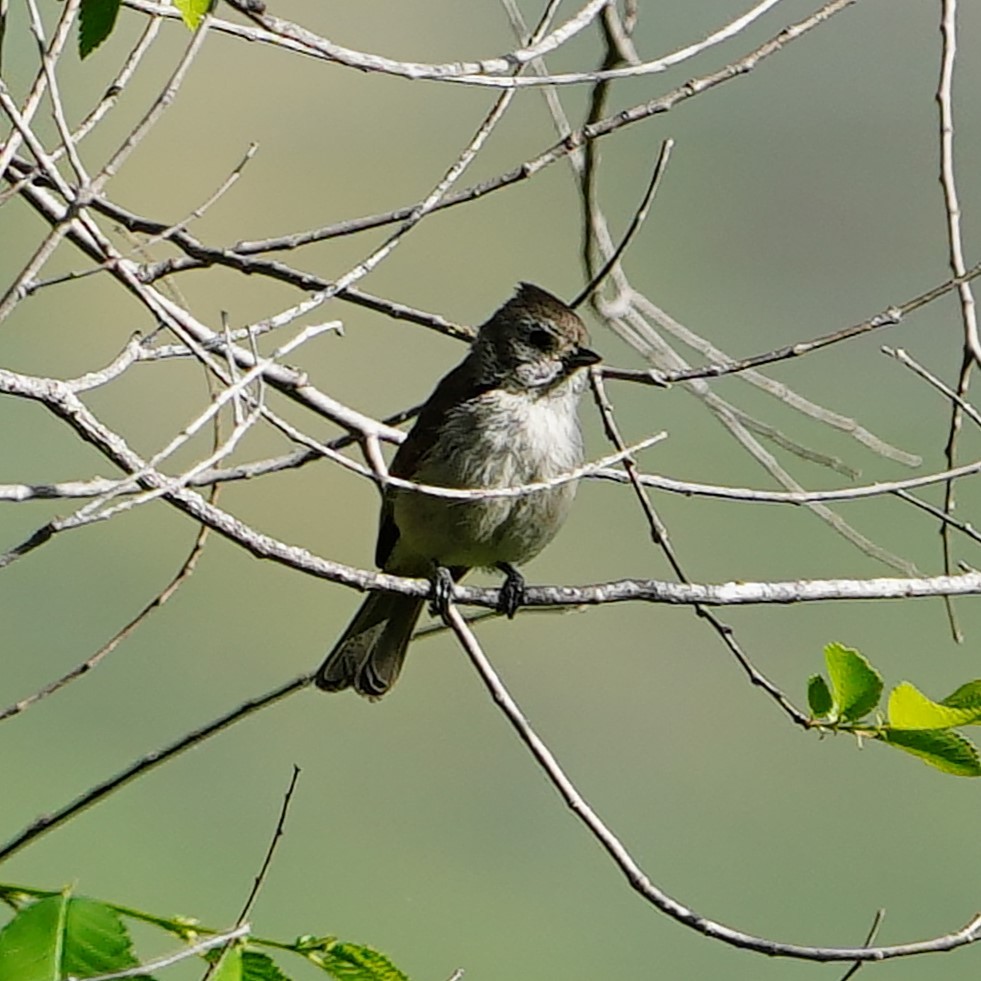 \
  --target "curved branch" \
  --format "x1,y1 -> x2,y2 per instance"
445,603 -> 981,962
